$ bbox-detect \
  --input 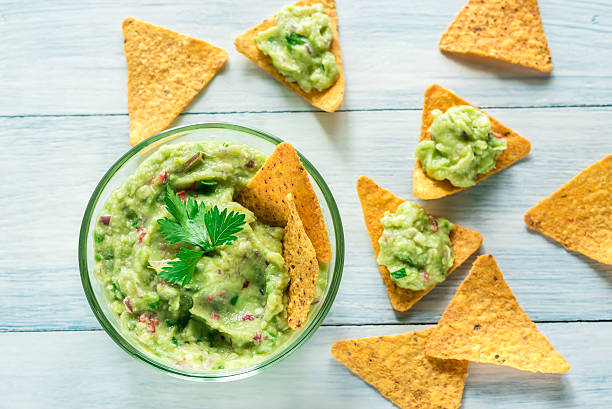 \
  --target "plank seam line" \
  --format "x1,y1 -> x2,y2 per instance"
2,319 -> 611,333
1,104 -> 612,118
320,319 -> 612,327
